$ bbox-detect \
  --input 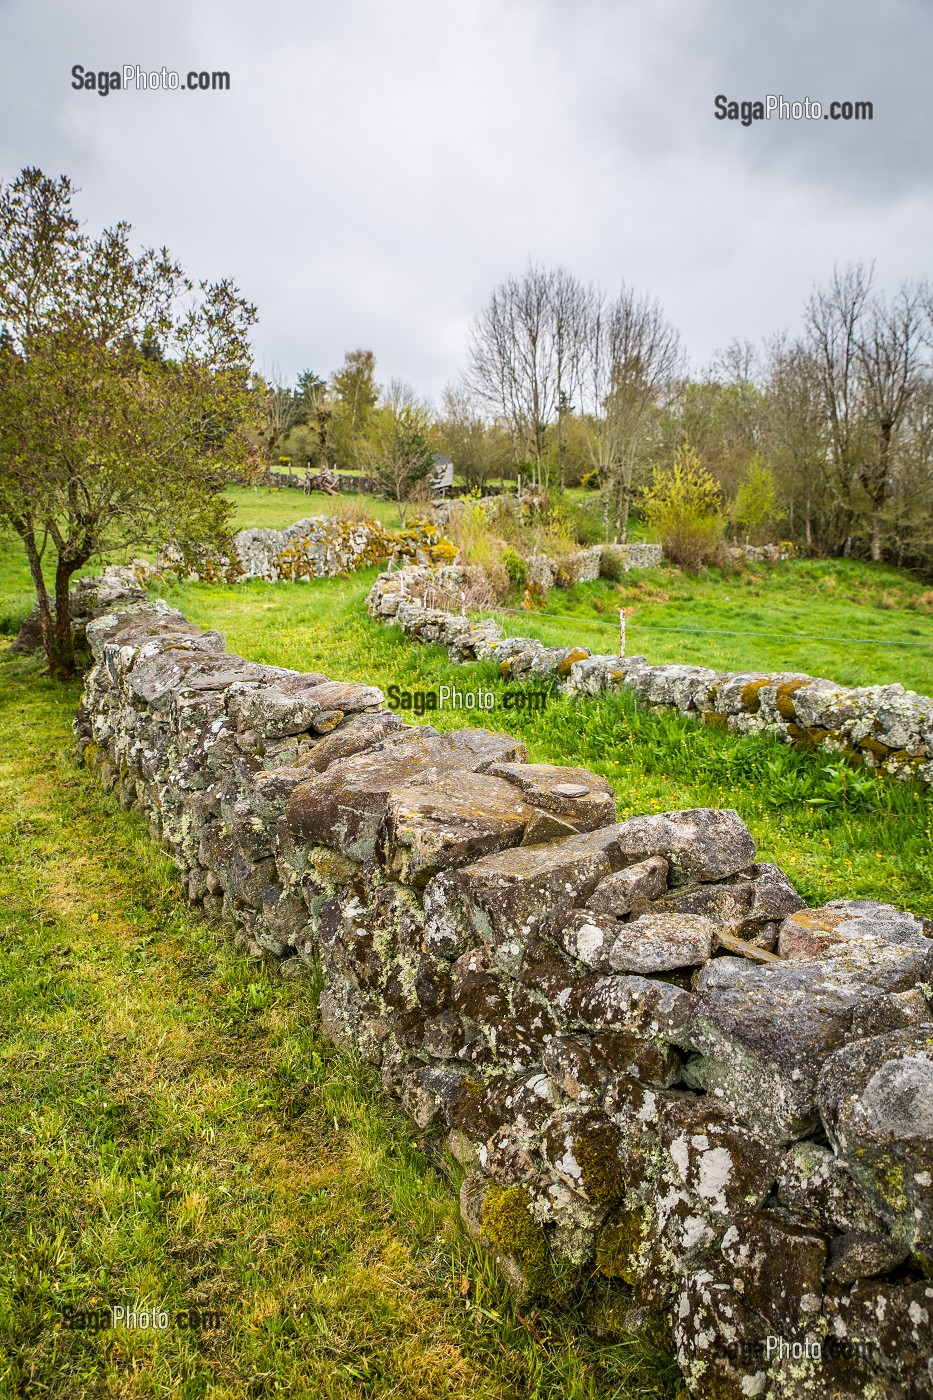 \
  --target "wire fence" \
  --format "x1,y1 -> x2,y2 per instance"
390,573 -> 933,652
475,607 -> 933,649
